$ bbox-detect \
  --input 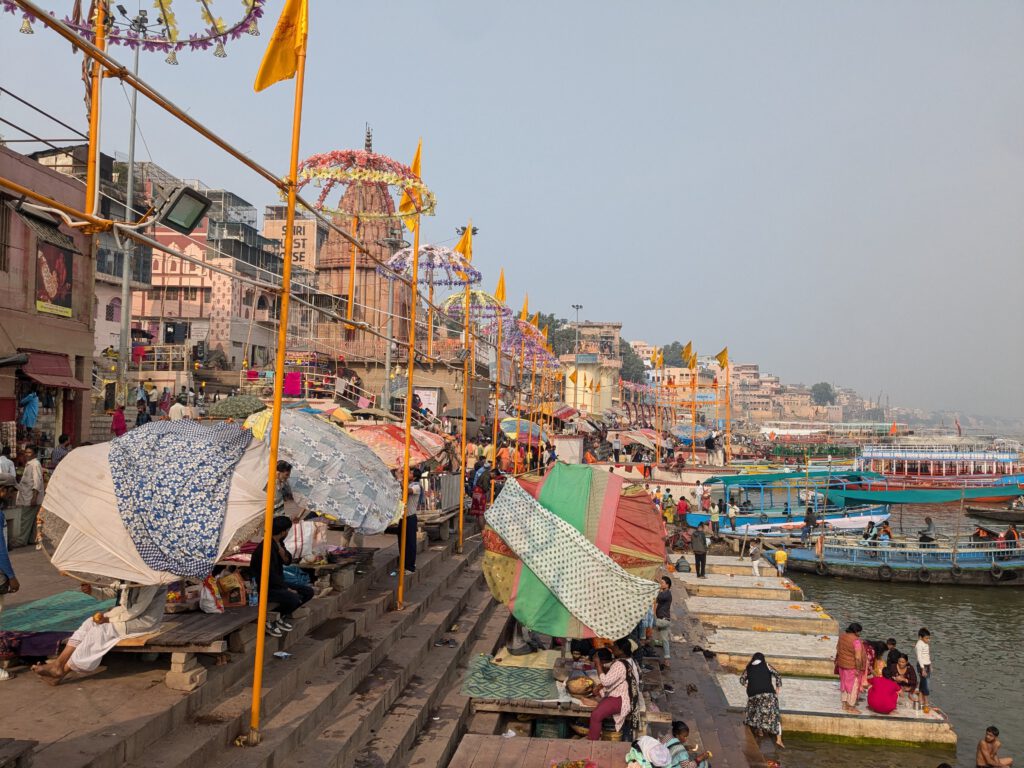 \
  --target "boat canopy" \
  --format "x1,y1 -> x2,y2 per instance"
828,487 -> 1024,506
704,470 -> 884,489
